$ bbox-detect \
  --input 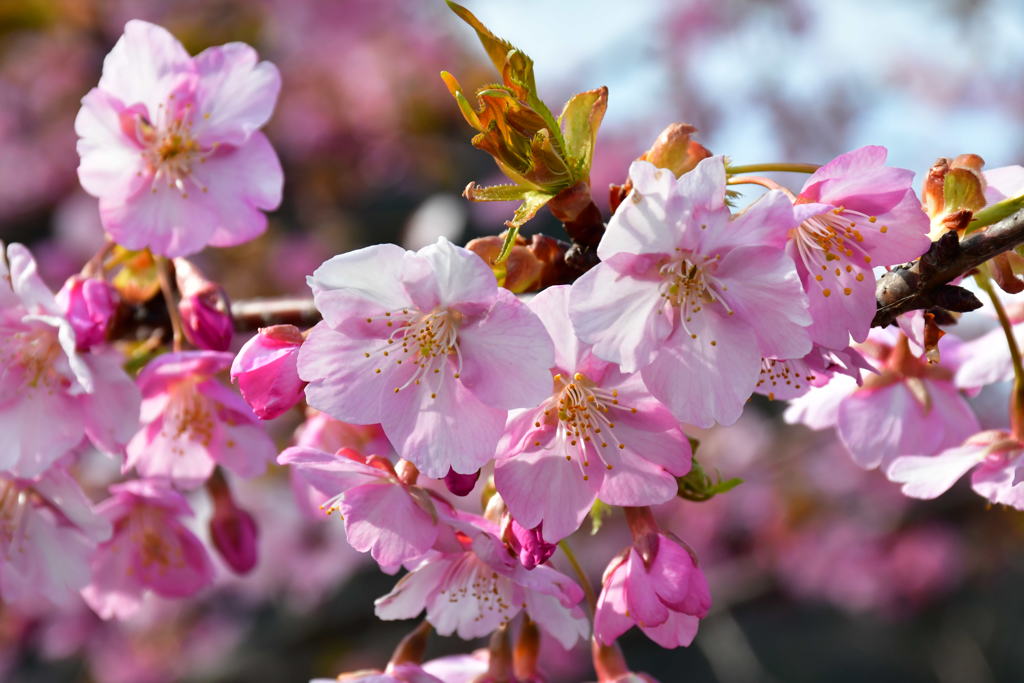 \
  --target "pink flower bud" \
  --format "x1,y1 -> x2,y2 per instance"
175,258 -> 233,351
504,519 -> 556,570
443,467 -> 480,496
231,325 -> 306,420
207,473 -> 259,575
56,276 -> 116,350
